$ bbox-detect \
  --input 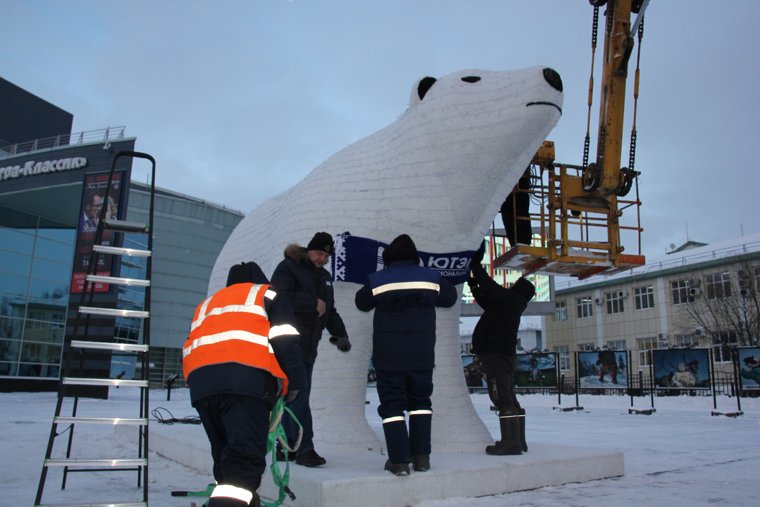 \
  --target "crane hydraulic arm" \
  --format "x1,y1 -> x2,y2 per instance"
494,0 -> 649,279
583,0 -> 650,199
